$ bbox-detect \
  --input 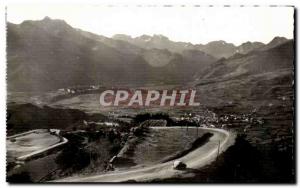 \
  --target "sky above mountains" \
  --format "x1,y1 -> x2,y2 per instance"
7,5 -> 294,45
